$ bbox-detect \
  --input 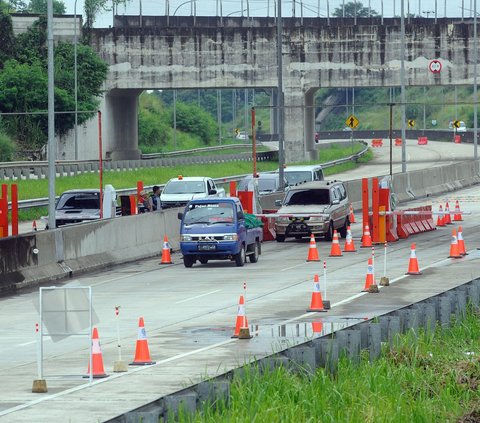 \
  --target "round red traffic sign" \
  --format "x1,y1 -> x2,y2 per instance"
429,60 -> 442,73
